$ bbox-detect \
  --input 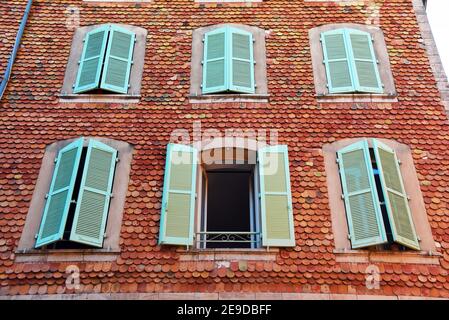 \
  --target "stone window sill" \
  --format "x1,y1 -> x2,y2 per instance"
316,93 -> 398,103
177,248 -> 278,261
334,249 -> 441,265
59,94 -> 141,104
14,248 -> 121,263
189,94 -> 269,104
